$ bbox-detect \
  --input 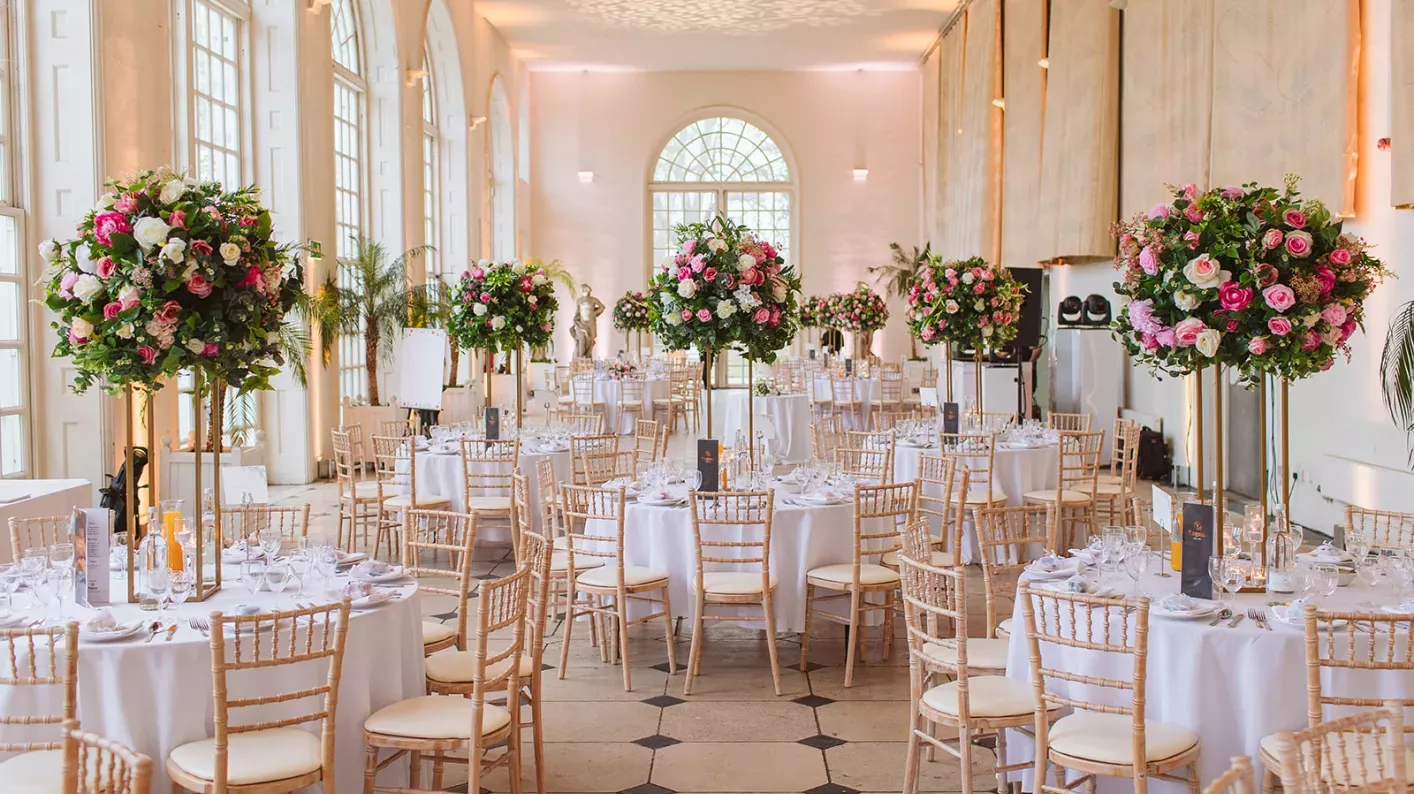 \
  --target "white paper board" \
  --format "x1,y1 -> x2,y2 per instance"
397,328 -> 448,410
